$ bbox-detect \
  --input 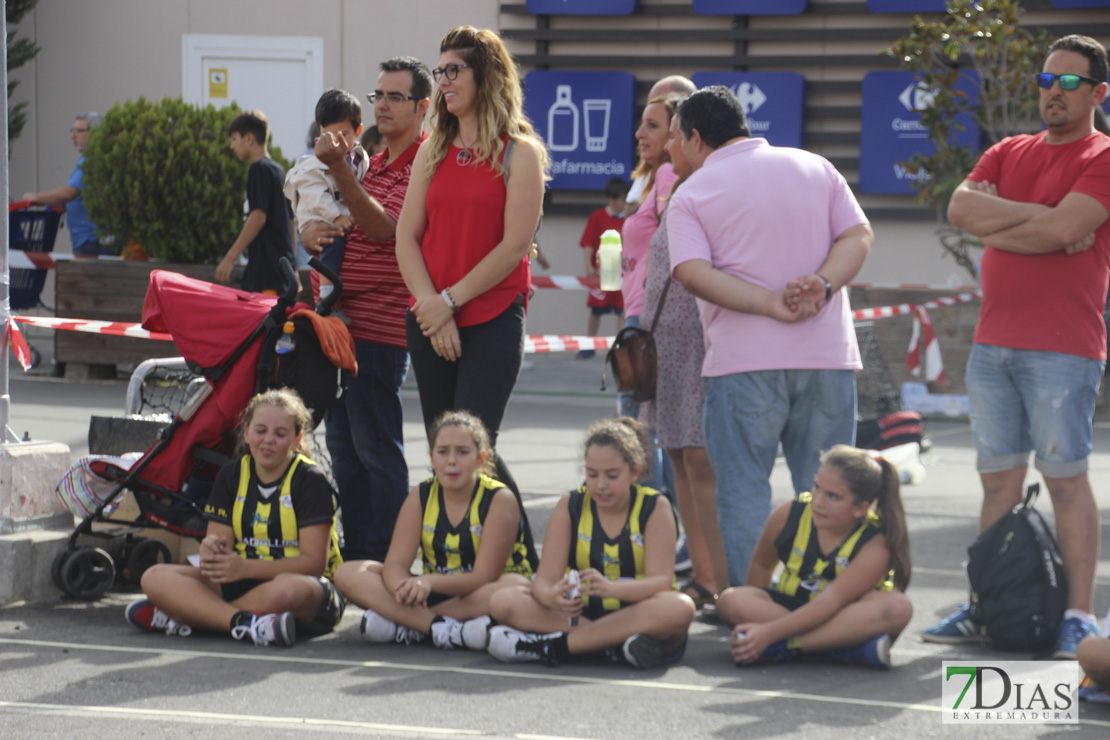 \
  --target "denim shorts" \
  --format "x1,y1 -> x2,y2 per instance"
966,343 -> 1104,477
